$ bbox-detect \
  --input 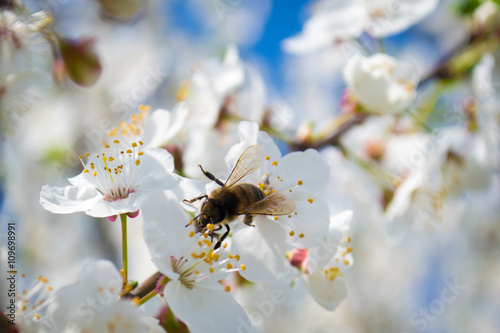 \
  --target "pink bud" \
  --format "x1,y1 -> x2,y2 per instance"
127,210 -> 140,218
58,37 -> 101,87
288,248 -> 309,273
